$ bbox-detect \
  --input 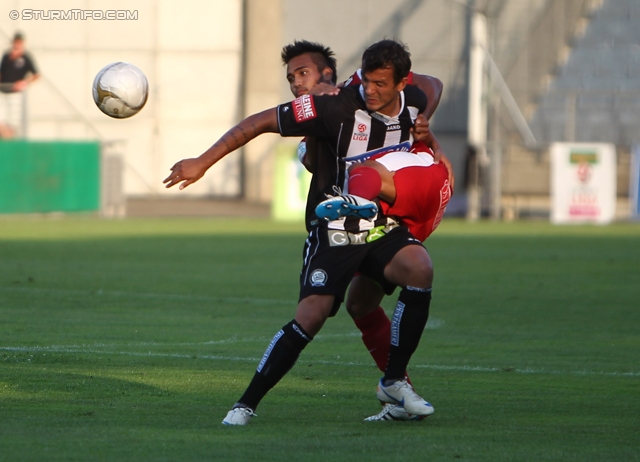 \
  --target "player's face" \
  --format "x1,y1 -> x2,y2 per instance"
361,67 -> 407,116
10,40 -> 24,58
286,54 -> 324,98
